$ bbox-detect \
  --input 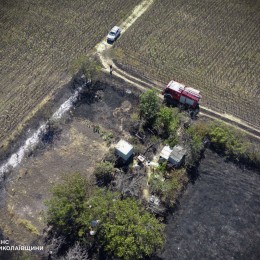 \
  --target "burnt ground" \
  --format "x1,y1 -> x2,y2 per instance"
0,76 -> 140,249
160,149 -> 260,260
1,73 -> 260,259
